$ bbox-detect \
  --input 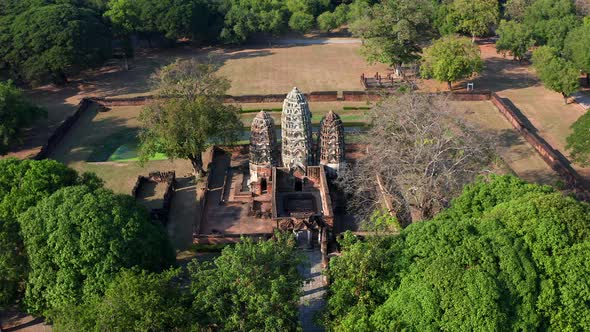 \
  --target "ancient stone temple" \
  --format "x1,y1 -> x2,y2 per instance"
281,87 -> 314,169
317,111 -> 345,176
249,111 -> 277,184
